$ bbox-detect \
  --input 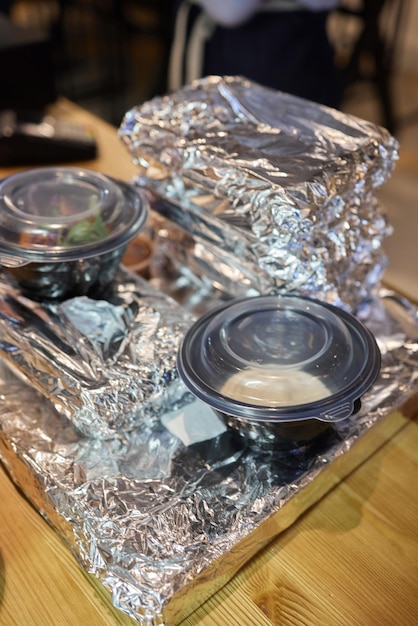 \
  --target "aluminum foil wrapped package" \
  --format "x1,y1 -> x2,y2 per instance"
119,75 -> 399,311
0,288 -> 417,625
0,267 -> 193,438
